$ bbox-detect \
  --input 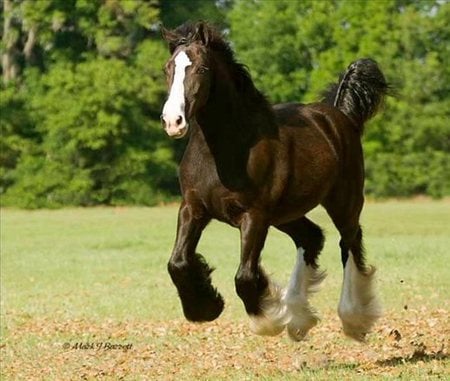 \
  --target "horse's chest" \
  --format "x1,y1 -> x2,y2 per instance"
201,183 -> 248,226
181,171 -> 248,226
180,144 -> 255,225
208,192 -> 248,226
